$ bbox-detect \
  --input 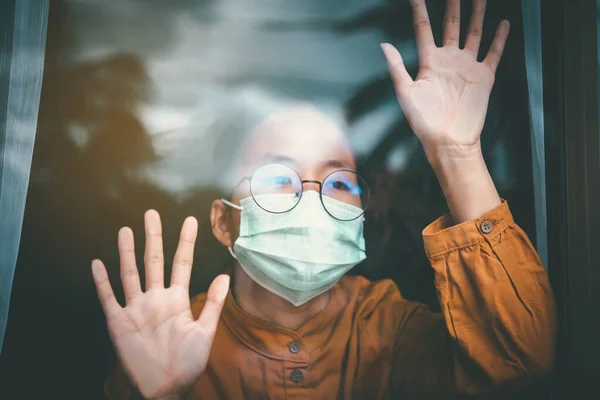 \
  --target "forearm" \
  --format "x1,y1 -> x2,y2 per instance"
425,141 -> 501,224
